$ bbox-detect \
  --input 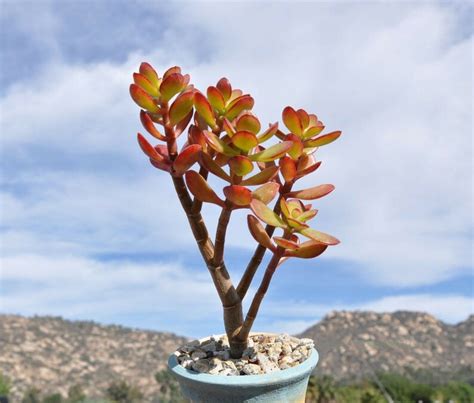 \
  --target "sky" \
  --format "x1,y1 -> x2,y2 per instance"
0,0 -> 472,338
